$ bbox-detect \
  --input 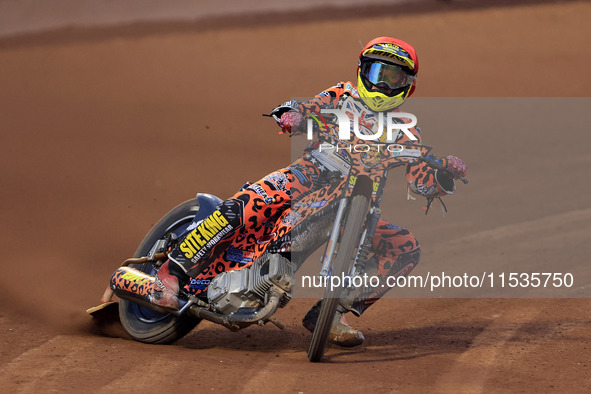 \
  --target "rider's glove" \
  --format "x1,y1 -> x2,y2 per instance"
278,111 -> 303,134
441,155 -> 466,179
